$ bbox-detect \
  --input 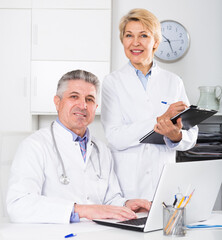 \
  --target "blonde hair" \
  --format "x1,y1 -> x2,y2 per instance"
119,8 -> 162,52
